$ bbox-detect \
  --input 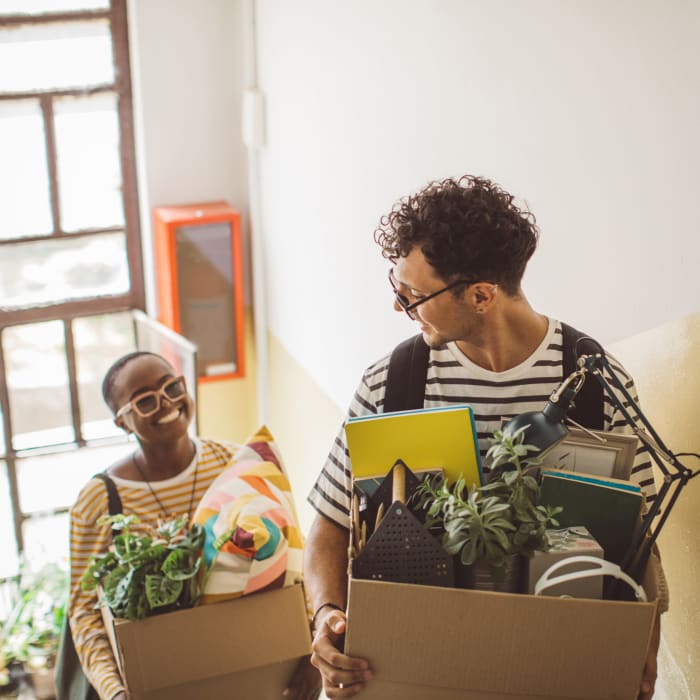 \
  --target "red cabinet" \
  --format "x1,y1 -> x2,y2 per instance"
153,201 -> 245,381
